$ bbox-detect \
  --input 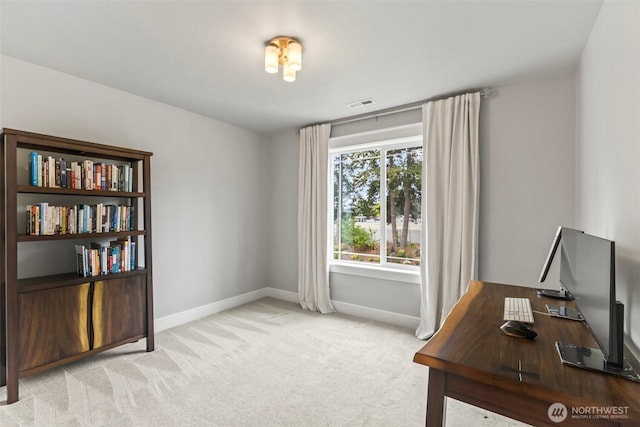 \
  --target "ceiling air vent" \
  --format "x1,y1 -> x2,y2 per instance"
347,98 -> 376,109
